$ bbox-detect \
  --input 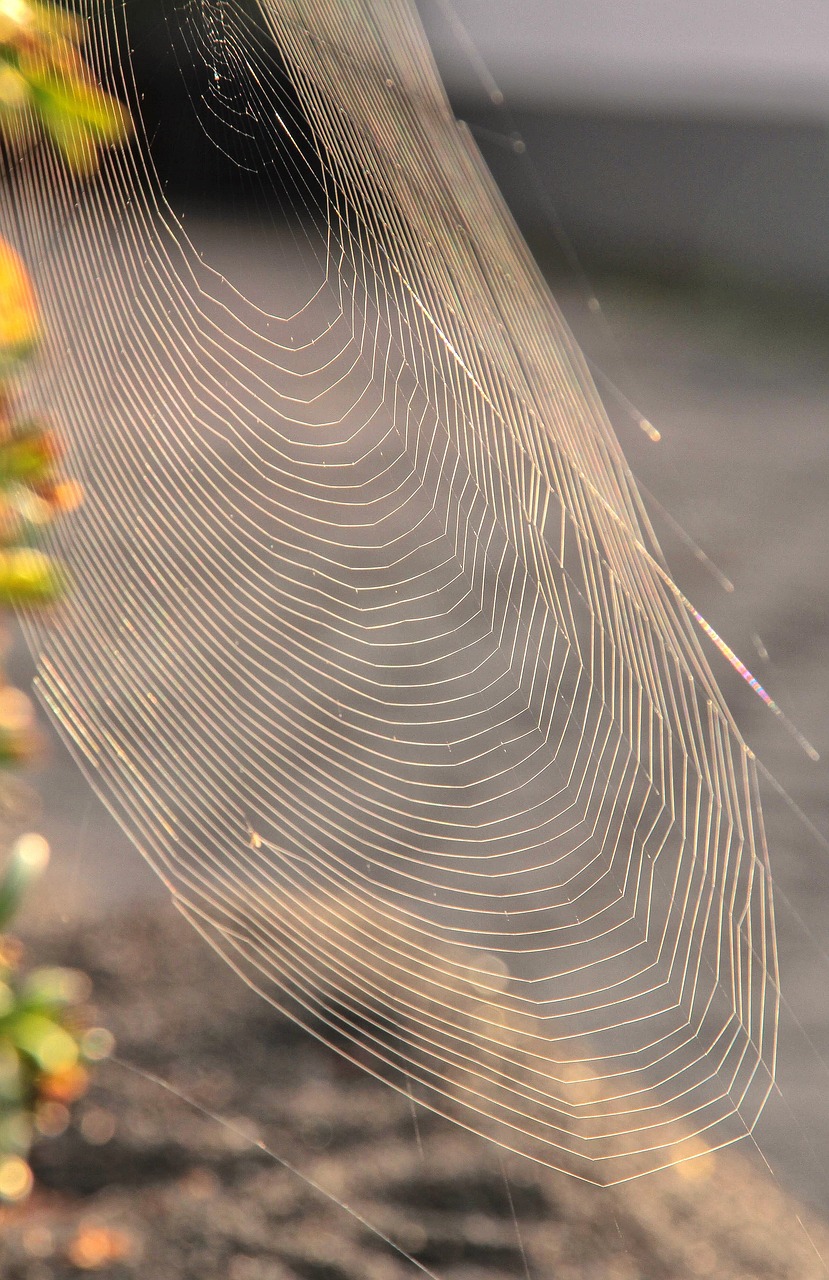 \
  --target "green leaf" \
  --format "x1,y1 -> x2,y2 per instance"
7,1011 -> 78,1072
0,834 -> 49,930
0,548 -> 63,603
